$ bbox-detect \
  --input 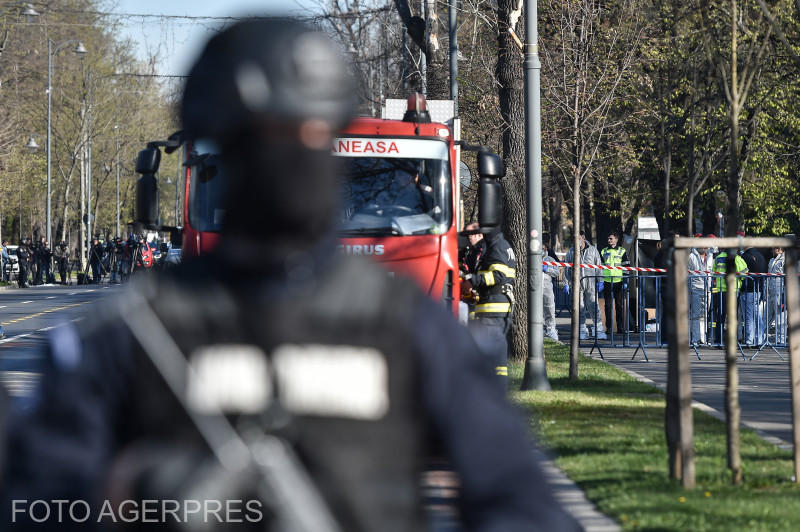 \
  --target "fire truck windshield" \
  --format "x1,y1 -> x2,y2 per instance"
338,157 -> 451,236
187,138 -> 452,237
187,141 -> 226,233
